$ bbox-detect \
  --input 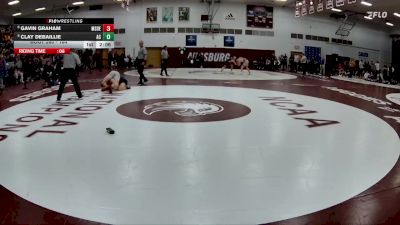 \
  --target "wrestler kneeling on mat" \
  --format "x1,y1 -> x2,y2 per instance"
236,57 -> 251,75
221,56 -> 251,75
101,70 -> 130,93
221,56 -> 237,73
